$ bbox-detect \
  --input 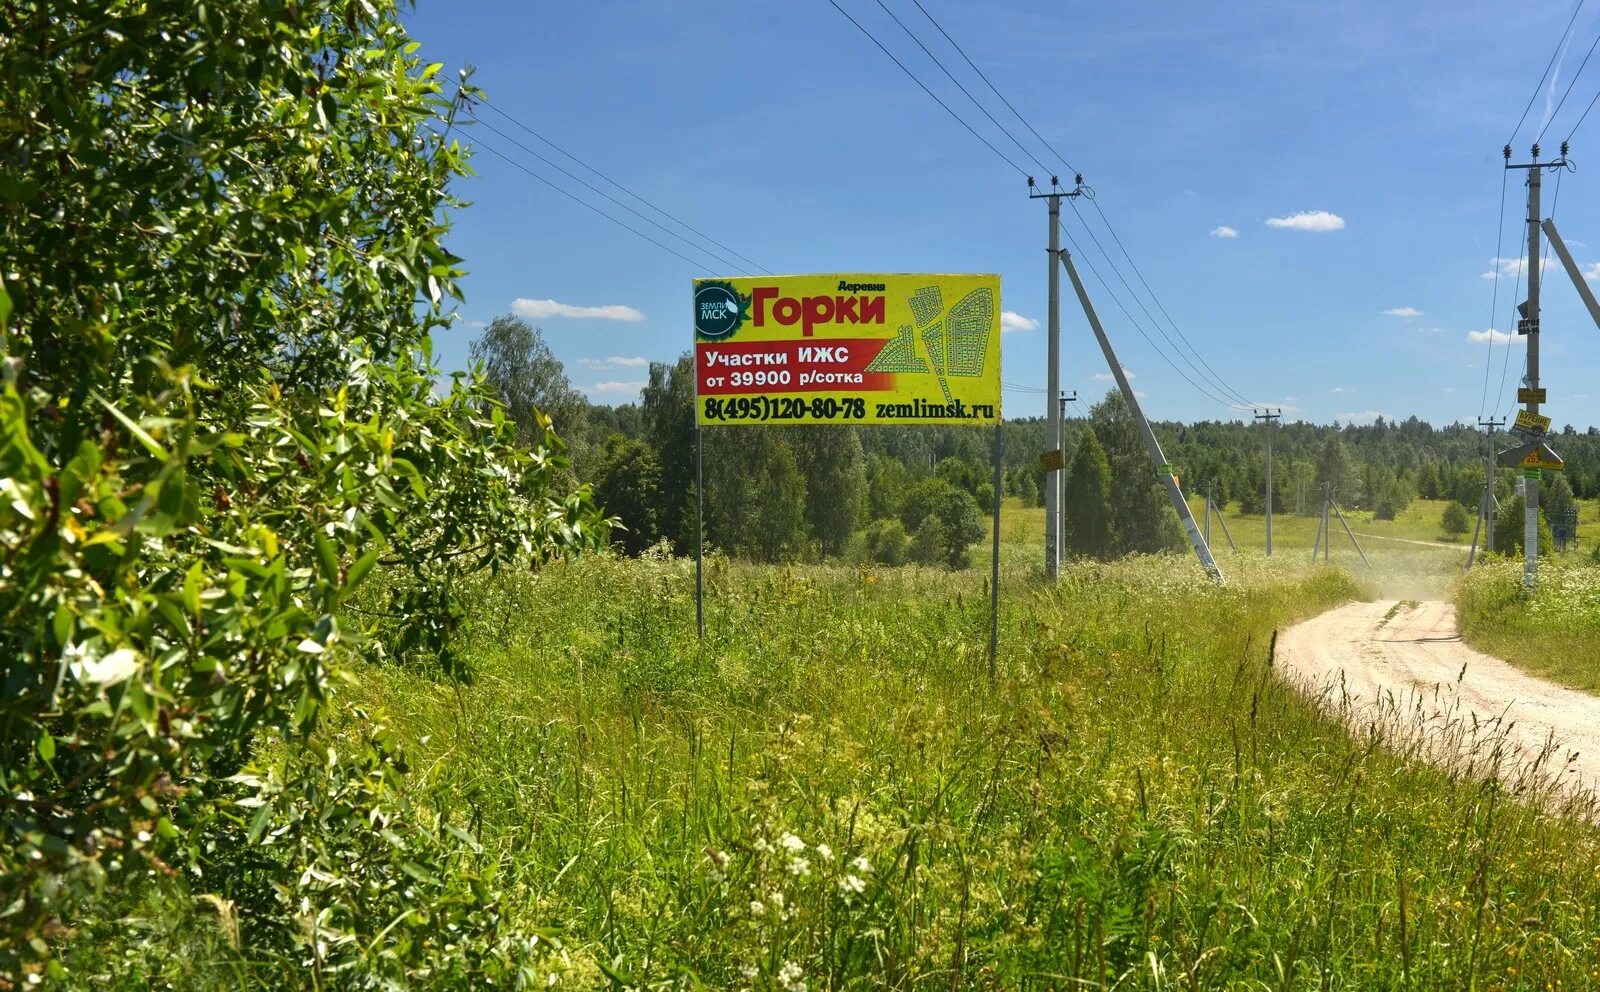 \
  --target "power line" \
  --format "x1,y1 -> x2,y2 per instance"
1063,205 -> 1254,411
1059,221 -> 1251,413
902,1 -> 1256,409
1538,30 -> 1600,142
1566,84 -> 1600,140
447,77 -> 773,275
1510,0 -> 1586,144
466,110 -> 757,276
868,0 -> 1049,174
823,0 -> 1030,177
471,137 -> 717,270
1479,165 -> 1511,419
1085,197 -> 1260,408
909,0 -> 1078,176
